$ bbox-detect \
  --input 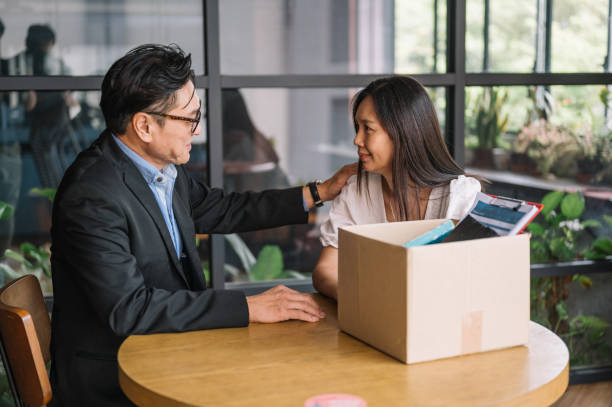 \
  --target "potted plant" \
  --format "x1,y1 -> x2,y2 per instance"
528,191 -> 612,366
513,119 -> 579,178
575,132 -> 612,184
469,88 -> 509,169
0,188 -> 56,296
